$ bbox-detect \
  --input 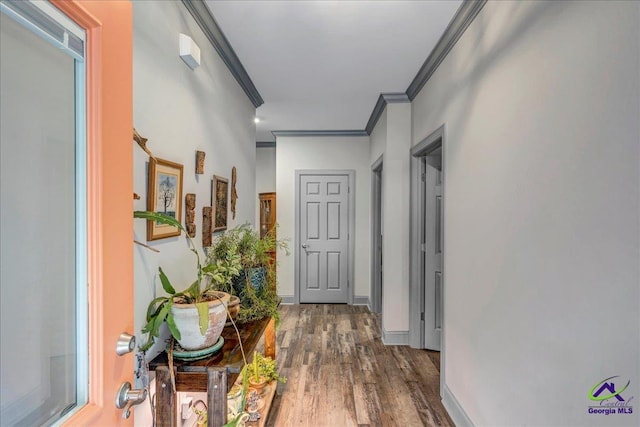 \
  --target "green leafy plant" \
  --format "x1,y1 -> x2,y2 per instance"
245,351 -> 286,384
134,210 -> 241,351
205,224 -> 288,324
